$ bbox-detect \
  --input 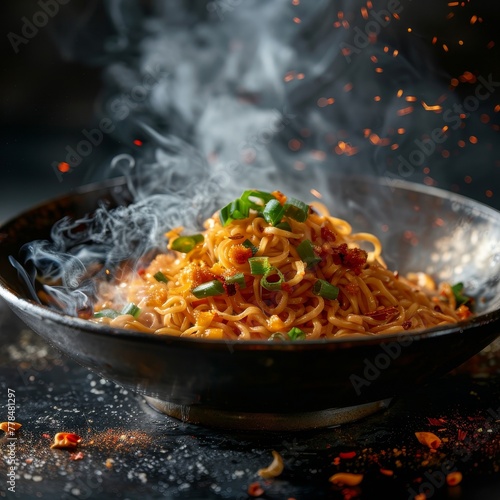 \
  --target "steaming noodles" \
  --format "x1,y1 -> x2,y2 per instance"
91,190 -> 472,339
